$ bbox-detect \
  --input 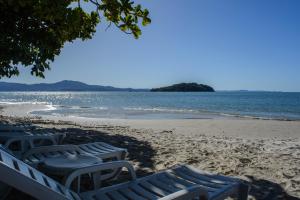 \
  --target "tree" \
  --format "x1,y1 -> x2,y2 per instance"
0,0 -> 151,78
